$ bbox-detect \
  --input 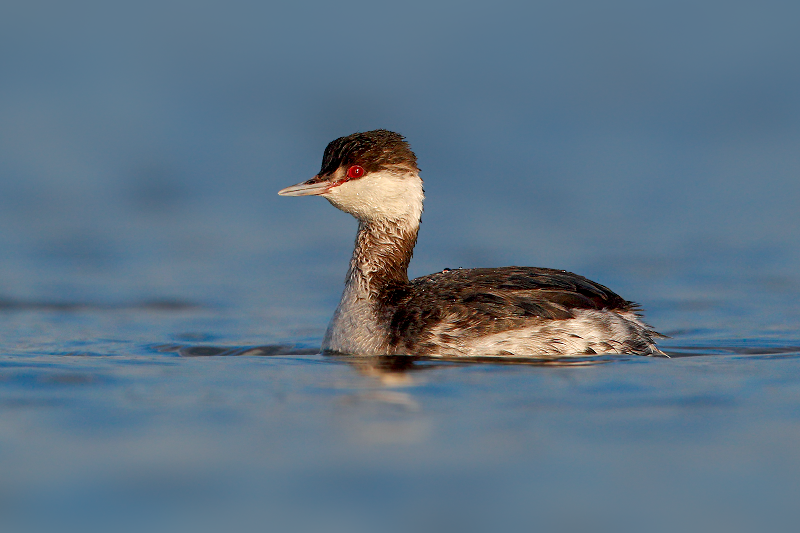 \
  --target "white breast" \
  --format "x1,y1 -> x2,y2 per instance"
322,287 -> 387,355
